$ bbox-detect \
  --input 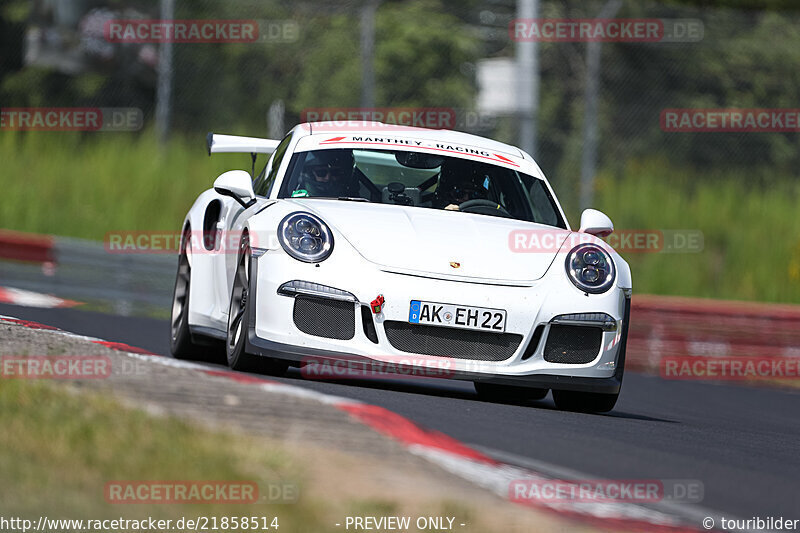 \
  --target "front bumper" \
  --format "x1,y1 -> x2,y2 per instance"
245,250 -> 631,394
